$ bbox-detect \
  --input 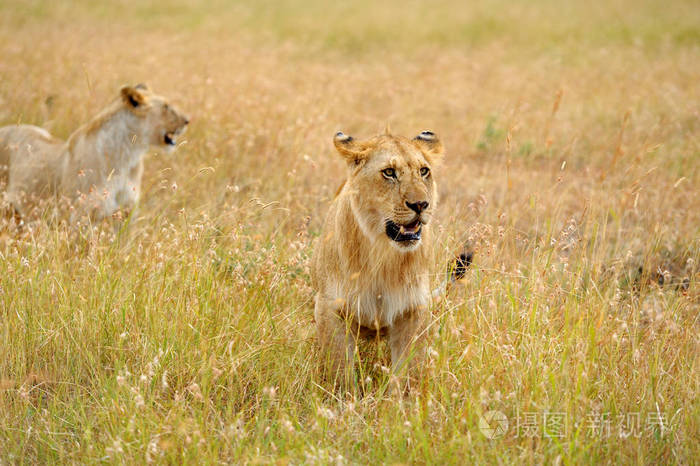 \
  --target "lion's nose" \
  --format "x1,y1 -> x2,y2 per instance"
184,117 -> 190,125
406,200 -> 429,214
